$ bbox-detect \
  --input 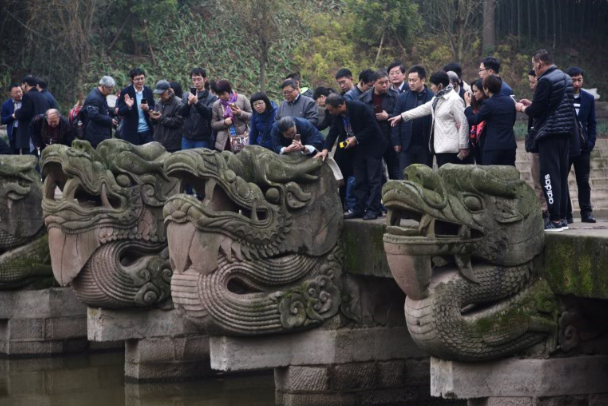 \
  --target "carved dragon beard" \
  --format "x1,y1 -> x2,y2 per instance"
165,147 -> 344,336
382,164 -> 557,362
